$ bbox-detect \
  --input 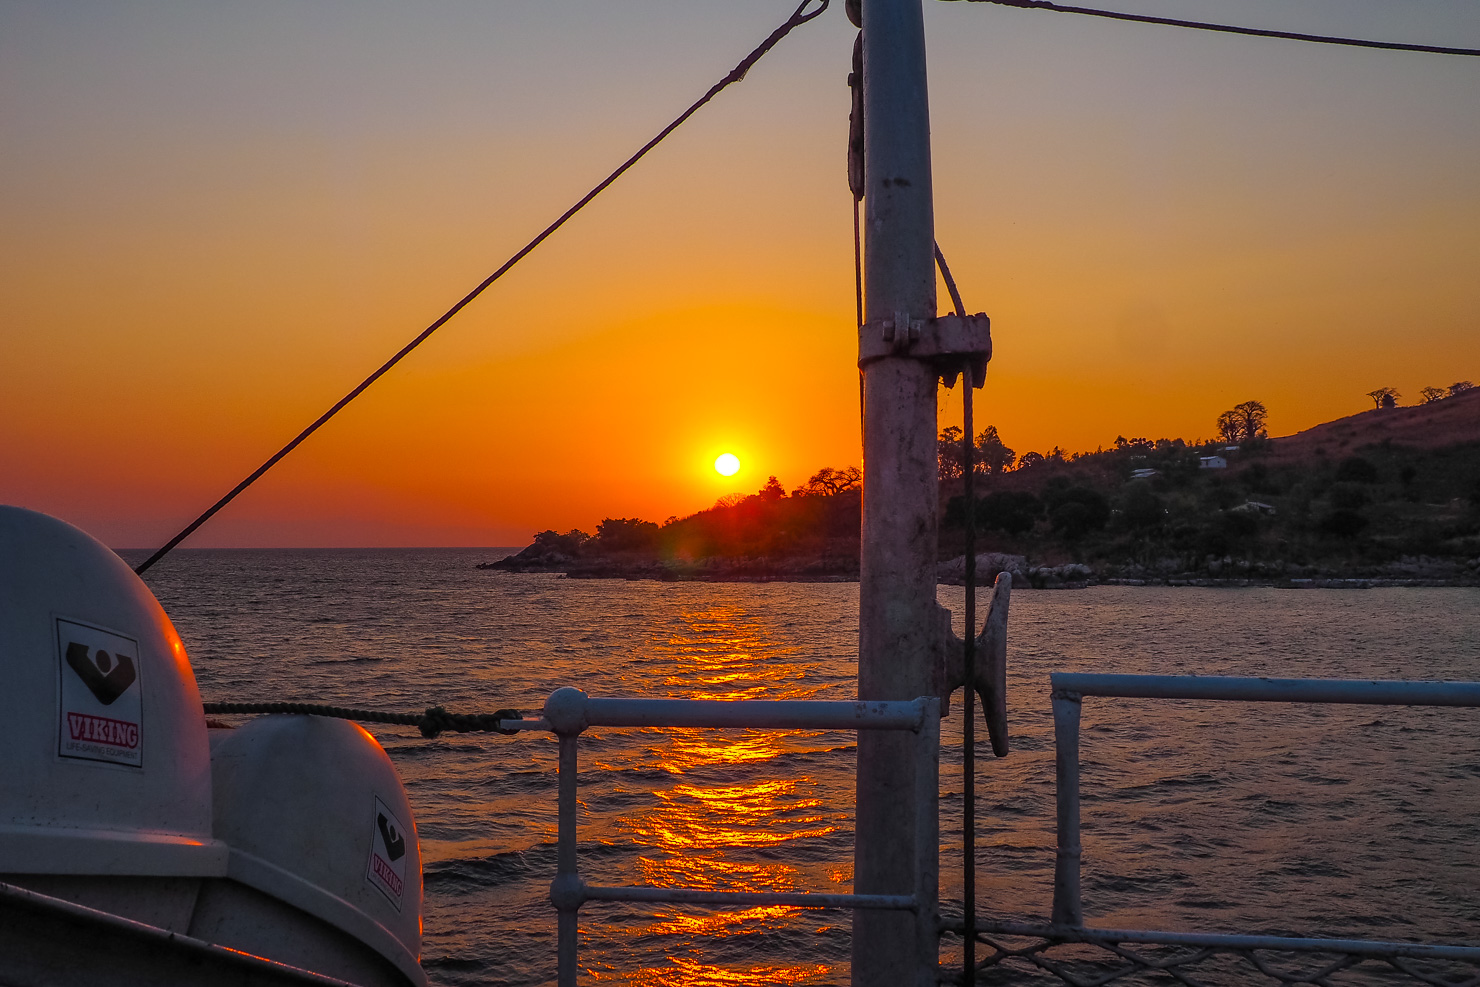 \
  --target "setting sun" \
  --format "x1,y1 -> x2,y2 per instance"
714,453 -> 740,477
